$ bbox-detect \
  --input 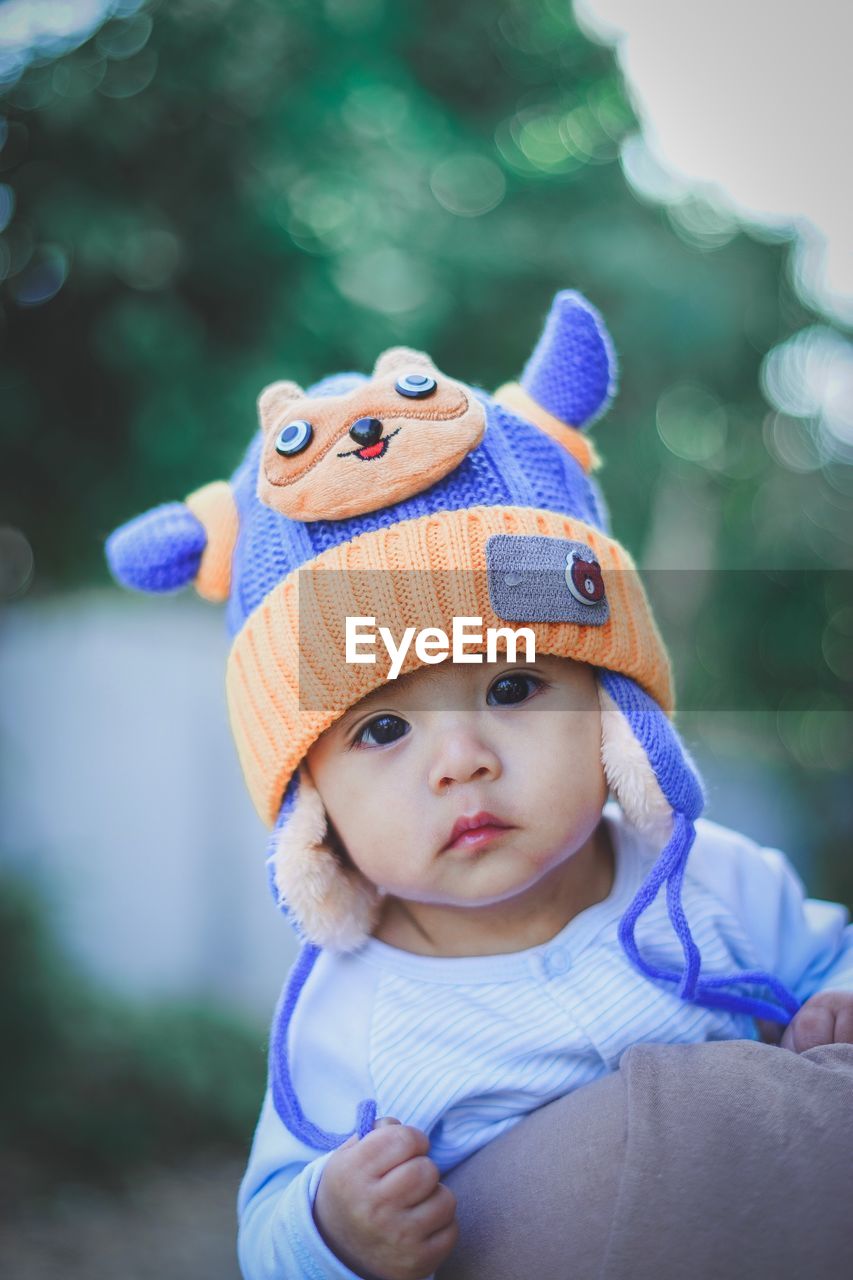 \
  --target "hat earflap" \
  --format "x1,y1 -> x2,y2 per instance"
267,768 -> 382,953
597,680 -> 673,840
